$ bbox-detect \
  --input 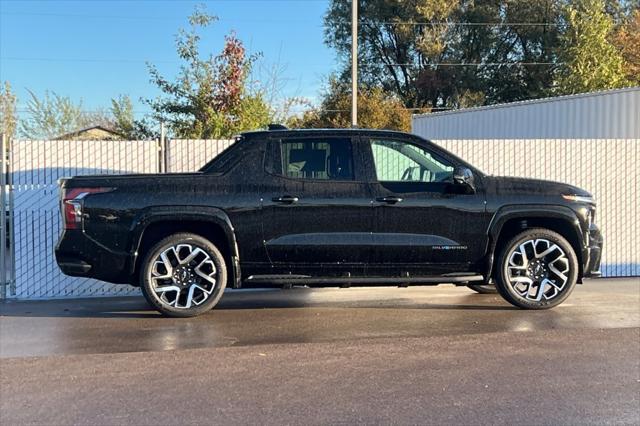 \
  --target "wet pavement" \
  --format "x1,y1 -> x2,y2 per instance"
1,278 -> 639,425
